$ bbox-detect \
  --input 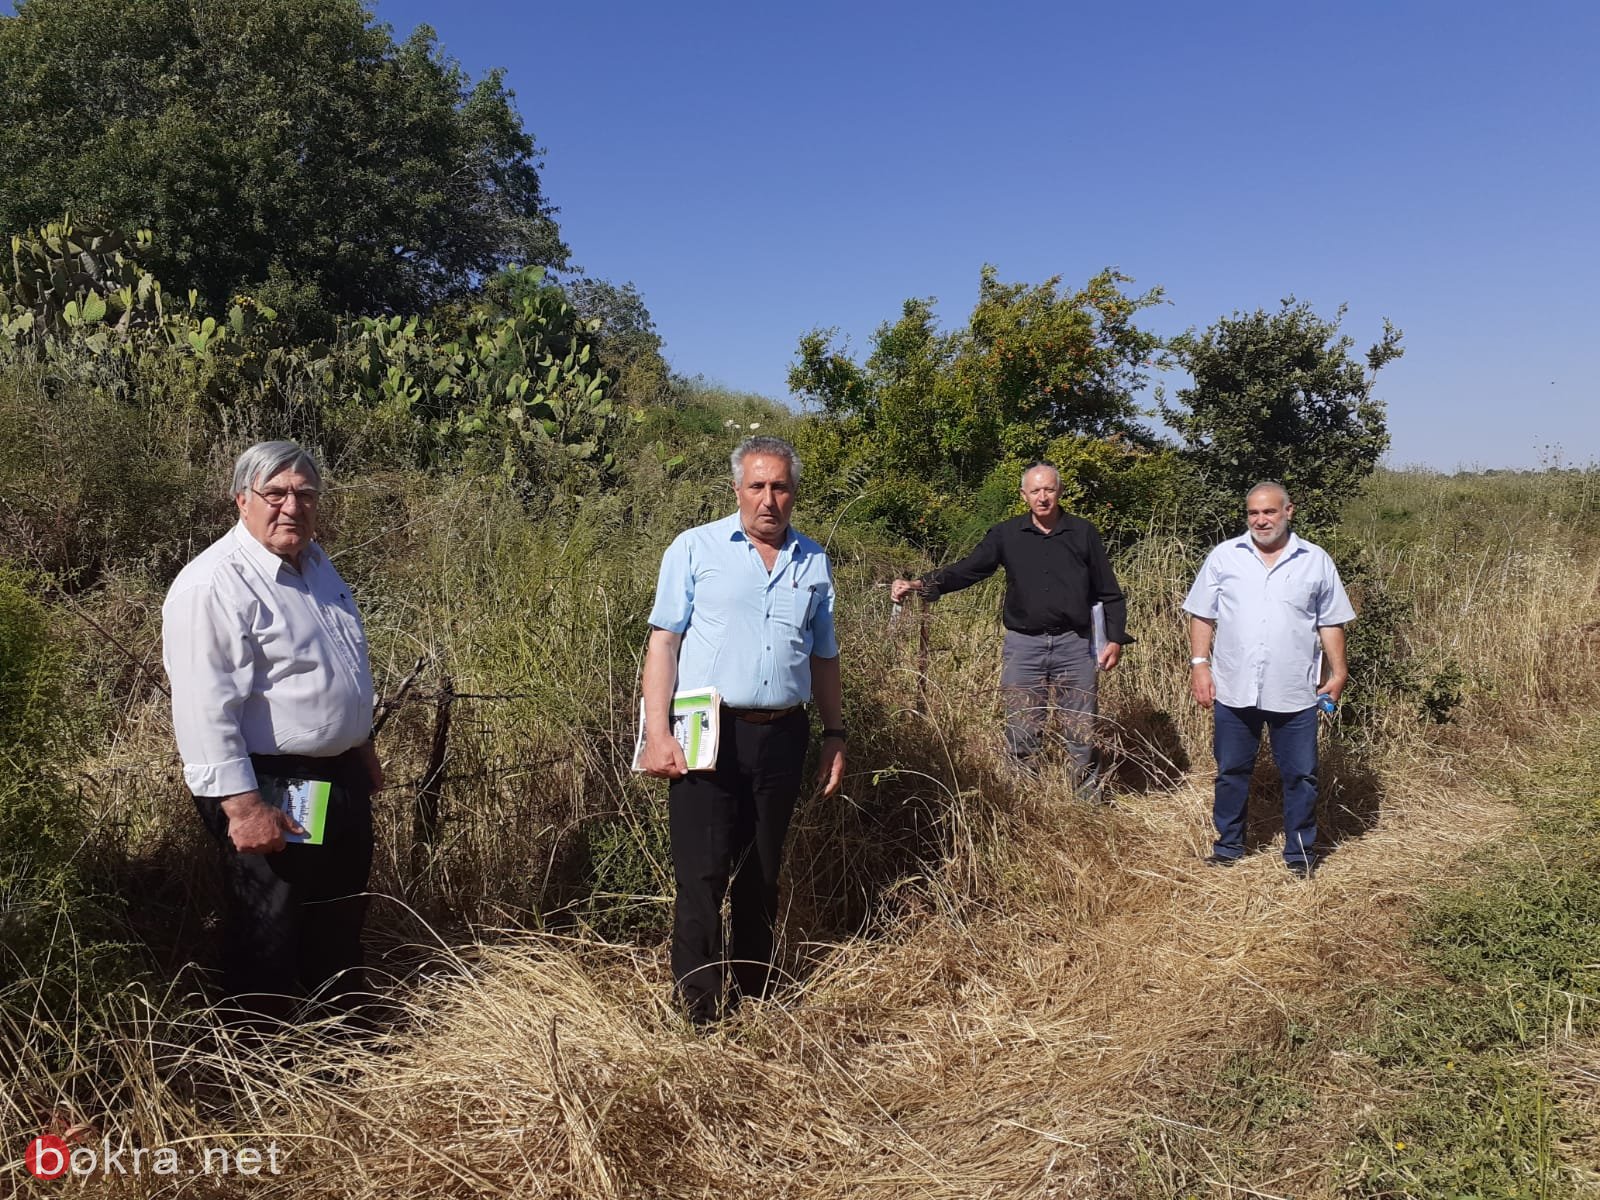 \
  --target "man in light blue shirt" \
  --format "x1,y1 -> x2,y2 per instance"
1183,482 -> 1355,877
640,435 -> 845,1025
